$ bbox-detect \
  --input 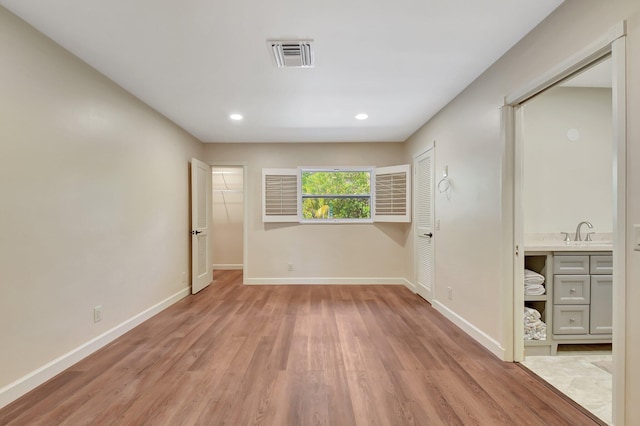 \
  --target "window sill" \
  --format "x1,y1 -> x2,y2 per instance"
299,219 -> 374,224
